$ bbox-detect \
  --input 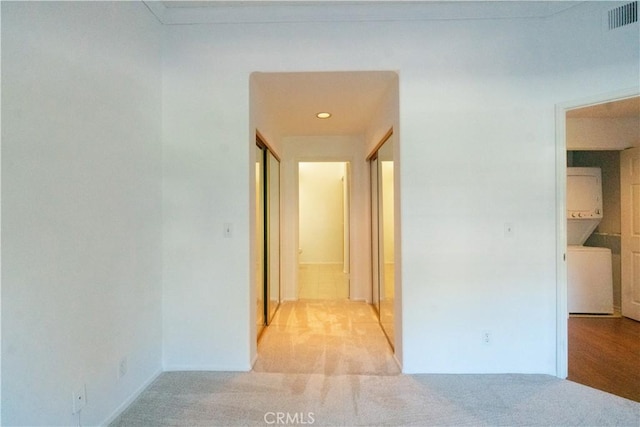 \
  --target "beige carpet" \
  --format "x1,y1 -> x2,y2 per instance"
110,372 -> 640,426
110,301 -> 640,426
253,300 -> 400,375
